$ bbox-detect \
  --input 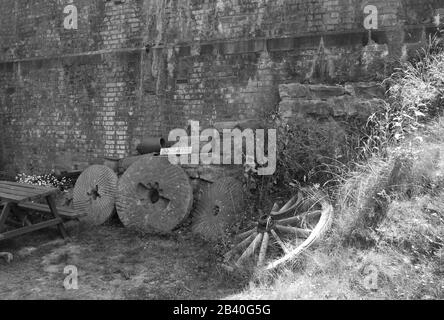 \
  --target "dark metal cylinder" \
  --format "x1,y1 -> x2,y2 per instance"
136,137 -> 166,155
